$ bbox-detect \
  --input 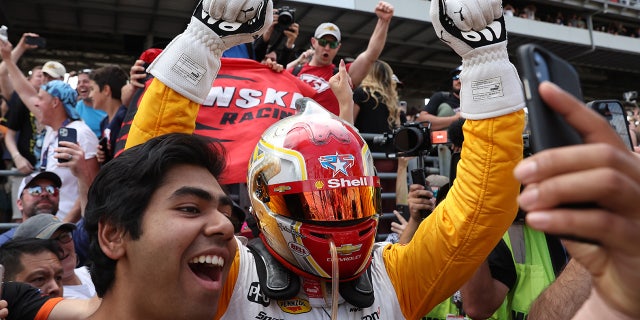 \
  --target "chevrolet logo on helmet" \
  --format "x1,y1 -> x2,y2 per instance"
335,243 -> 362,256
272,185 -> 292,193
